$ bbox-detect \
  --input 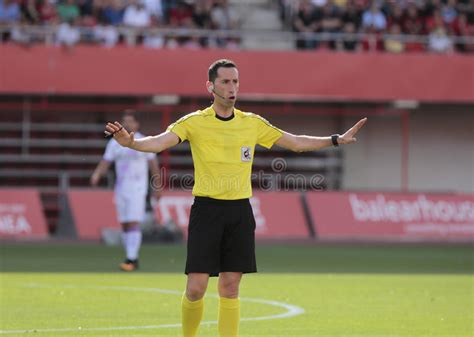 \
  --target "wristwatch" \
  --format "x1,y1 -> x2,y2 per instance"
331,134 -> 339,147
